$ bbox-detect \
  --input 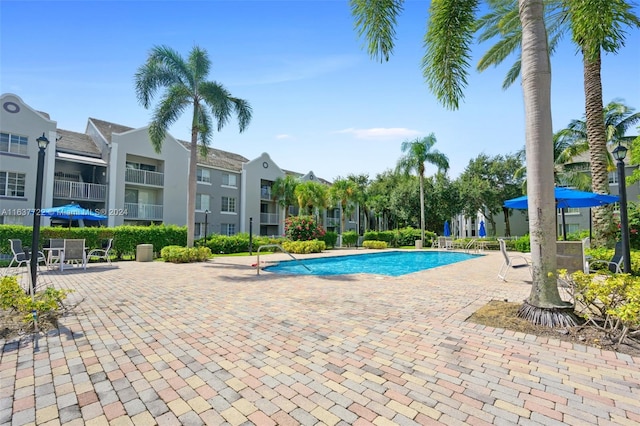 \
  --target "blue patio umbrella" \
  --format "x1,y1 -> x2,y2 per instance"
443,220 -> 451,237
503,187 -> 619,239
479,220 -> 487,238
39,203 -> 107,222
